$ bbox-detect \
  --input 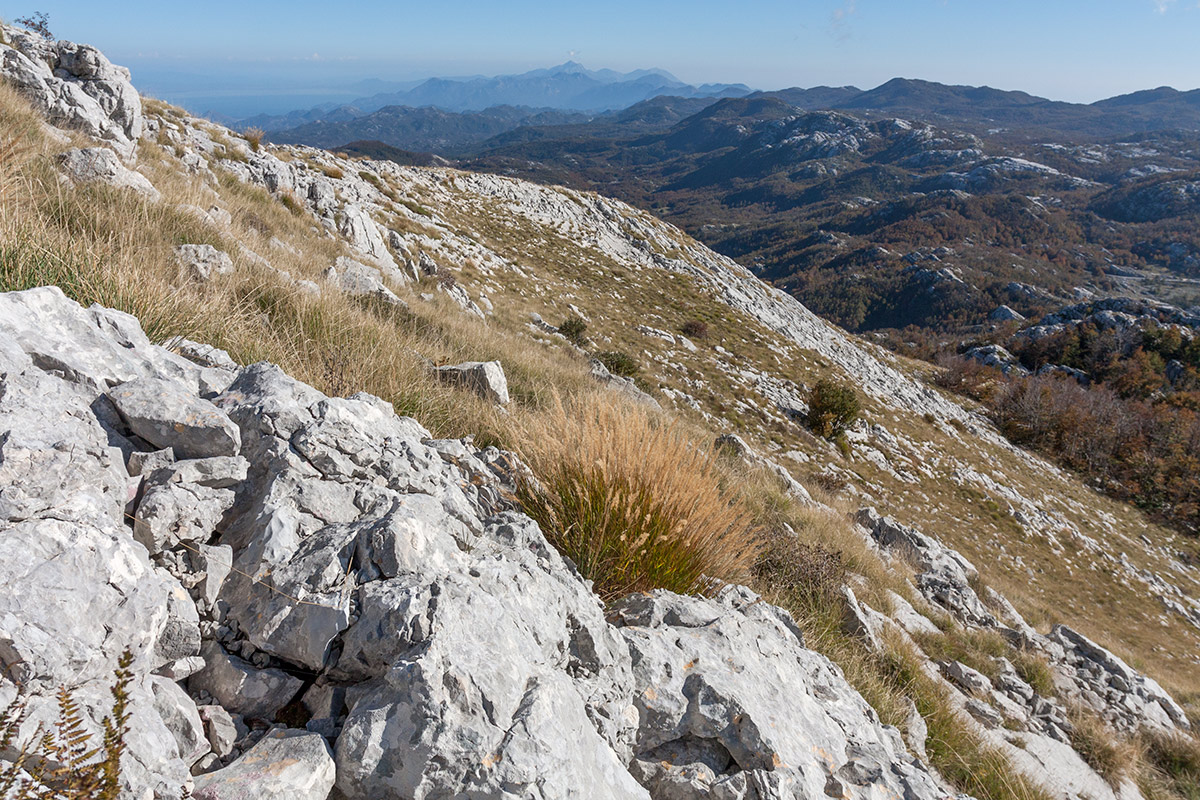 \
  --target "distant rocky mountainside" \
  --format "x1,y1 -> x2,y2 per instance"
267,104 -> 593,151
448,95 -> 1200,344
5,20 -> 1200,800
